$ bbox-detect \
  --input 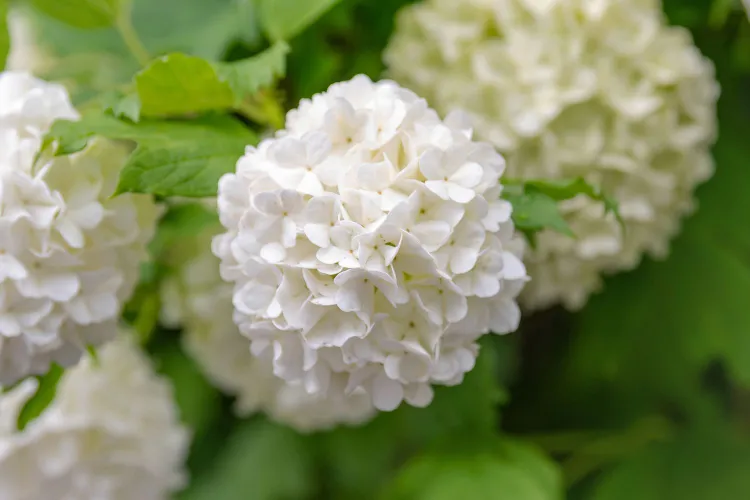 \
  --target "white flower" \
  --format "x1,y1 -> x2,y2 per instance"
215,75 -> 527,411
385,0 -> 719,310
160,218 -> 376,431
0,72 -> 160,384
0,335 -> 190,500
